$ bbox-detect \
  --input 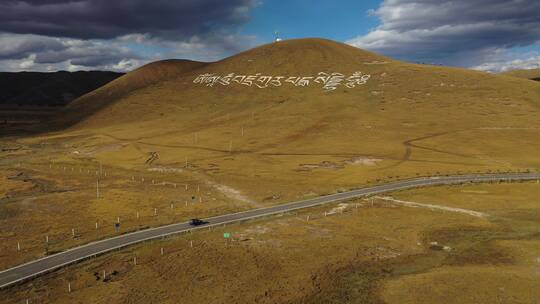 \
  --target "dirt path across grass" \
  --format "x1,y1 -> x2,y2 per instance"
373,196 -> 487,218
